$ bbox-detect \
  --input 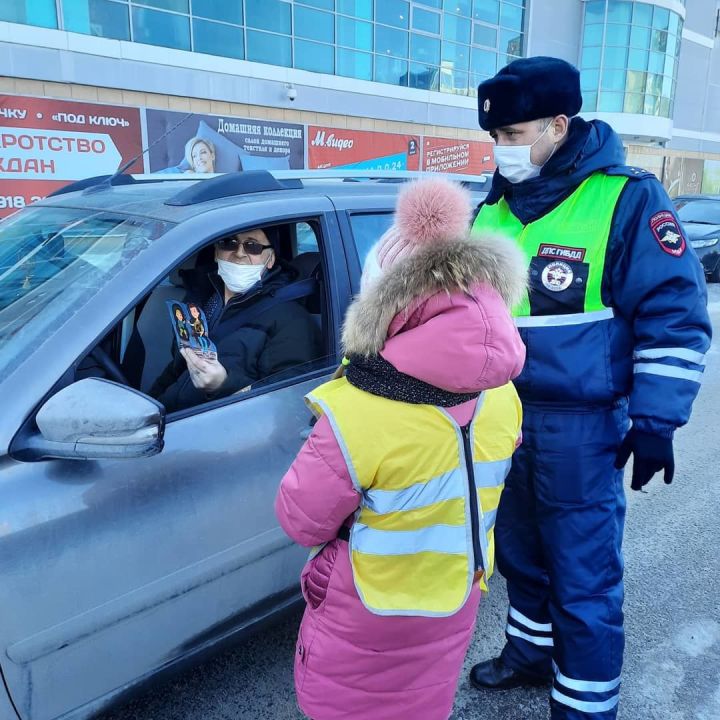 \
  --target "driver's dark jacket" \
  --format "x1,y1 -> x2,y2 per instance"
149,265 -> 322,412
